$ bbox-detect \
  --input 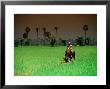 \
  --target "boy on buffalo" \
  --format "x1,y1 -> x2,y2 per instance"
64,42 -> 75,62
